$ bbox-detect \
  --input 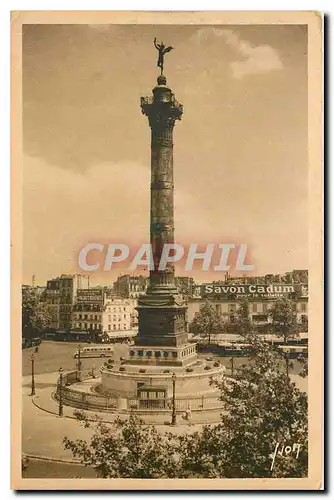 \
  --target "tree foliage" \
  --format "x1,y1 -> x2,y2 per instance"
189,299 -> 224,343
64,413 -> 179,478
224,299 -> 254,335
267,297 -> 302,376
178,334 -> 308,478
64,333 -> 308,479
268,297 -> 299,343
22,288 -> 51,337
